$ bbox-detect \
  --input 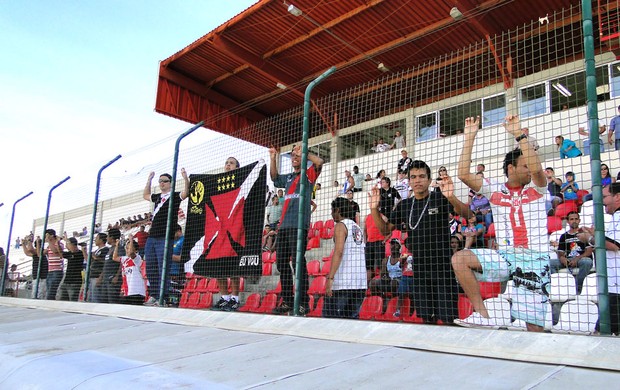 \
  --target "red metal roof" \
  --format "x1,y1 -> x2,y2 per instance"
155,0 -> 581,146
